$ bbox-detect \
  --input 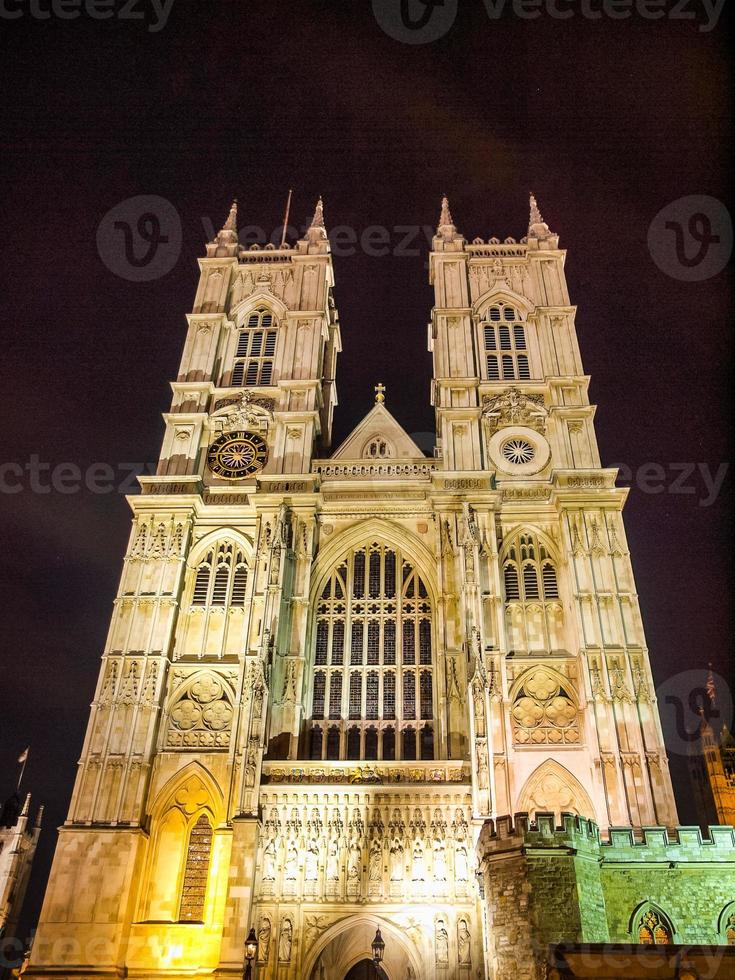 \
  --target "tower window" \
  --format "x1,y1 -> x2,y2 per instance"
503,535 -> 560,602
190,543 -> 249,609
482,304 -> 532,381
229,307 -> 277,387
306,543 -> 434,761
